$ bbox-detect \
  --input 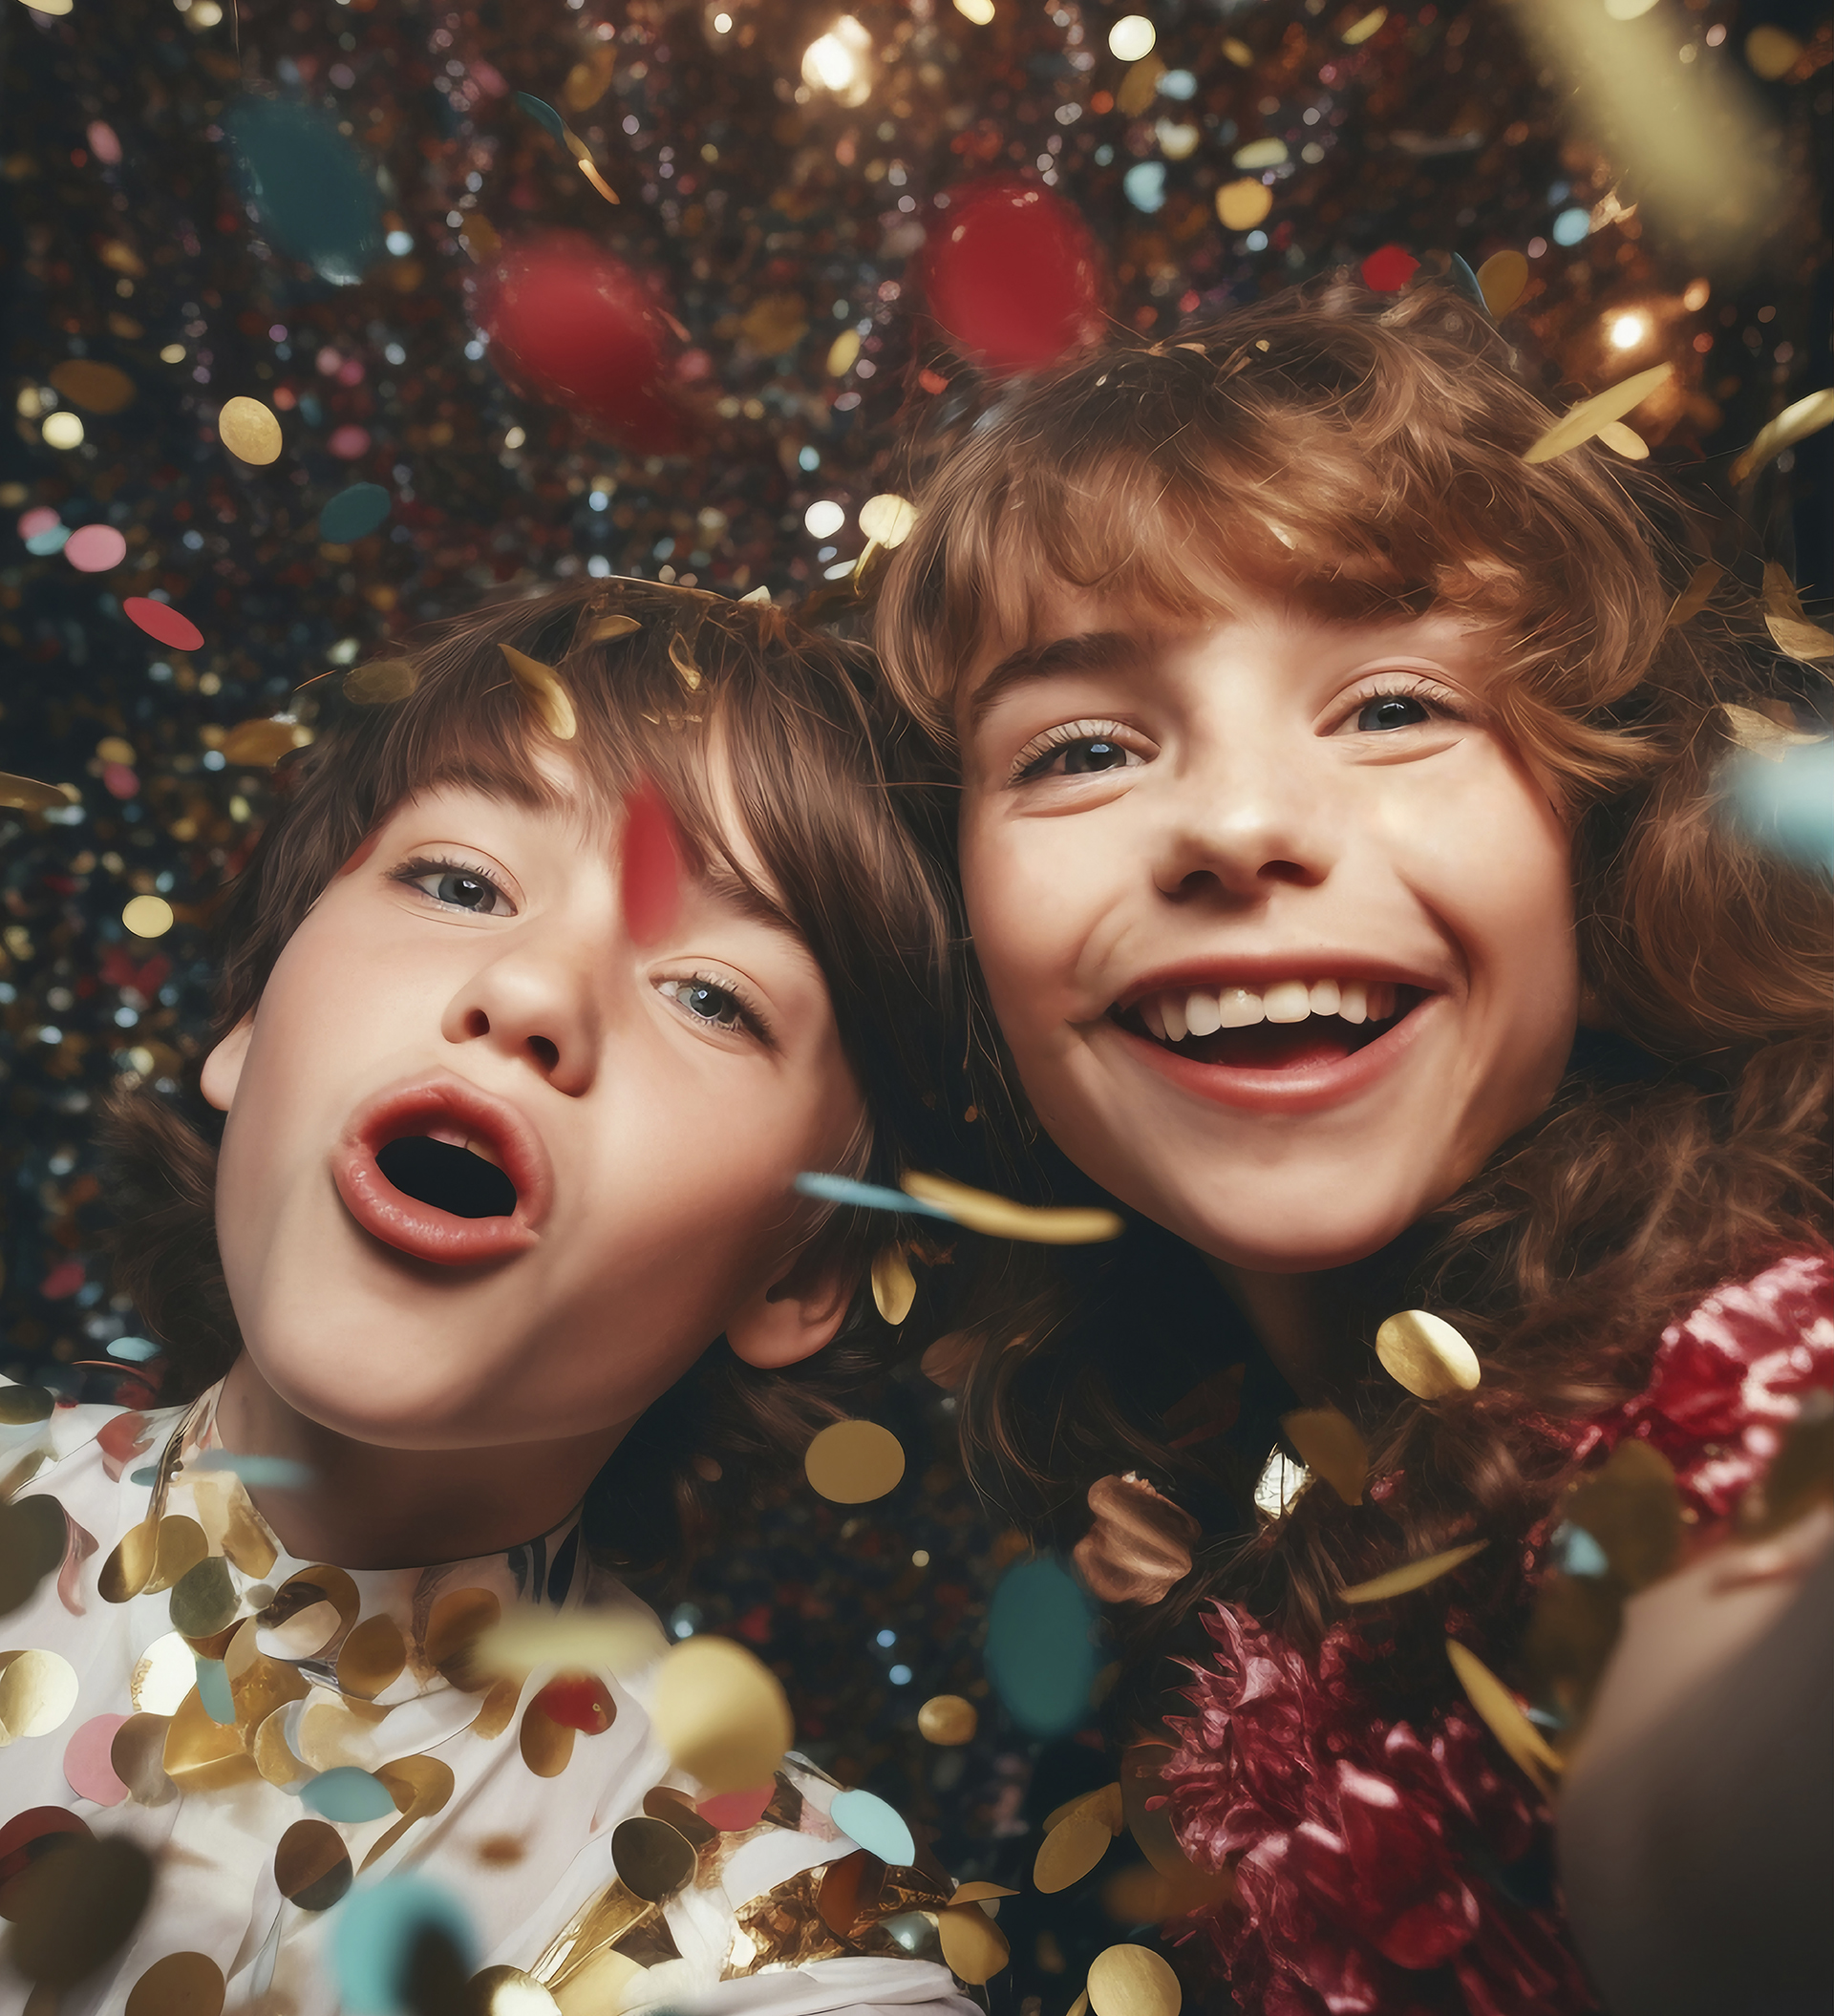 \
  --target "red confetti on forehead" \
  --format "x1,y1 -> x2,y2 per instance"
621,781 -> 684,946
